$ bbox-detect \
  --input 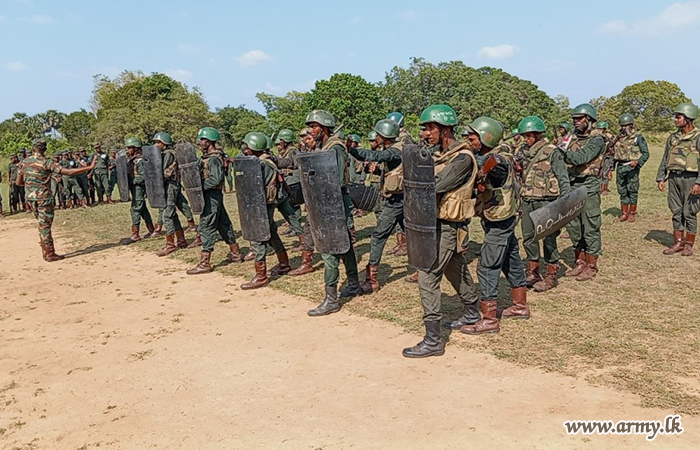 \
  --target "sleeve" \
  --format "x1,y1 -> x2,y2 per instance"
333,144 -> 348,186
435,153 -> 474,194
636,135 -> 649,168
349,146 -> 401,163
656,136 -> 671,182
162,151 -> 176,179
134,159 -> 145,184
551,149 -> 571,195
203,156 -> 224,189
563,136 -> 605,165
274,155 -> 298,170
